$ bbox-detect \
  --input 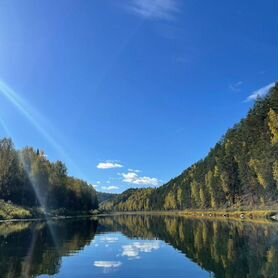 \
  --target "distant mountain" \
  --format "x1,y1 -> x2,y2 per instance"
96,191 -> 118,204
100,188 -> 154,211
101,83 -> 278,211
